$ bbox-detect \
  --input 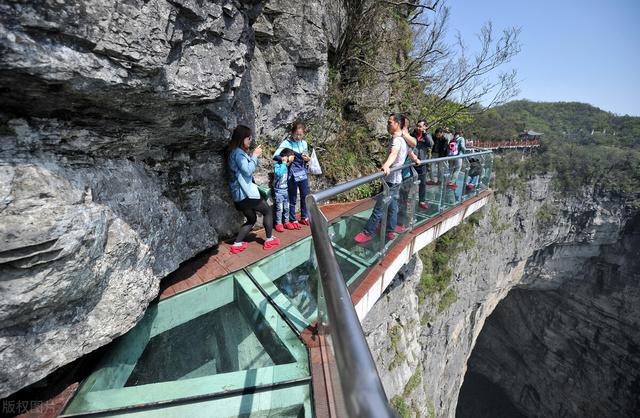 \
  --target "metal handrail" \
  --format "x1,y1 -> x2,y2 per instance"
305,150 -> 492,417
312,150 -> 493,202
307,199 -> 396,418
